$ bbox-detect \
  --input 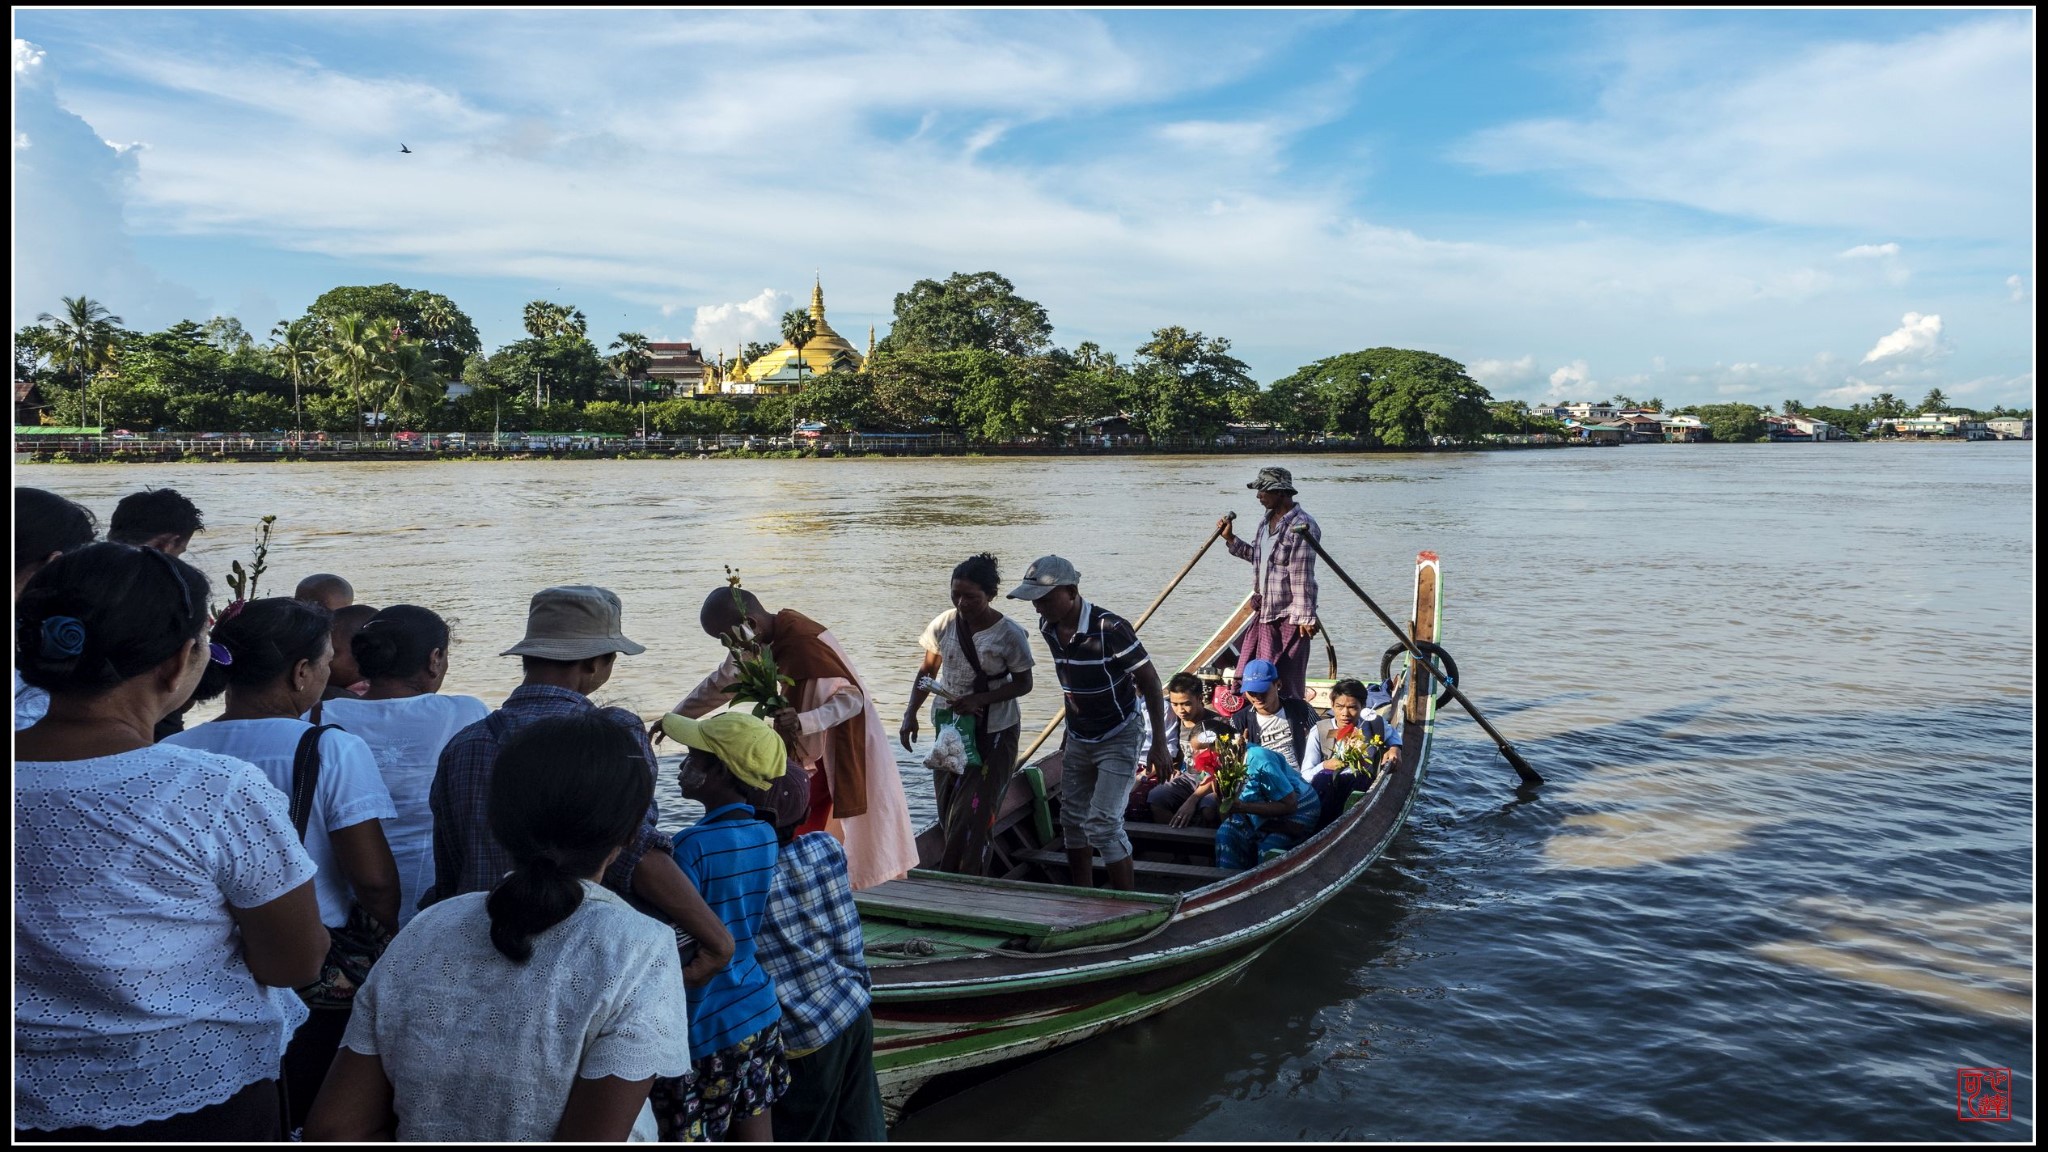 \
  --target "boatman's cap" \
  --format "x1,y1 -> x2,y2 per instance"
1008,555 -> 1080,600
500,585 -> 647,661
1240,659 -> 1280,693
1248,466 -> 1296,493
